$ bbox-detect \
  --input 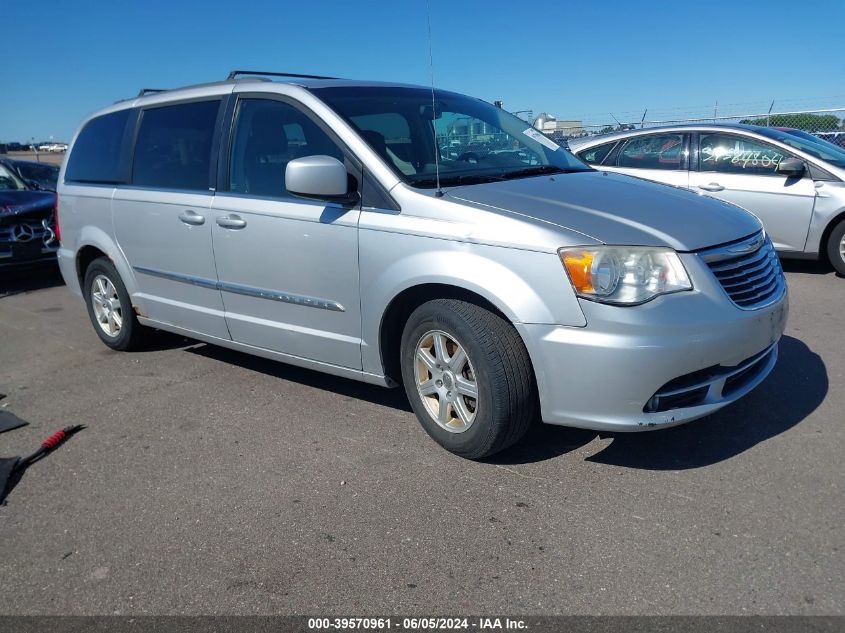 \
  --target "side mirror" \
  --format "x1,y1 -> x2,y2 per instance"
777,157 -> 805,177
285,155 -> 356,203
